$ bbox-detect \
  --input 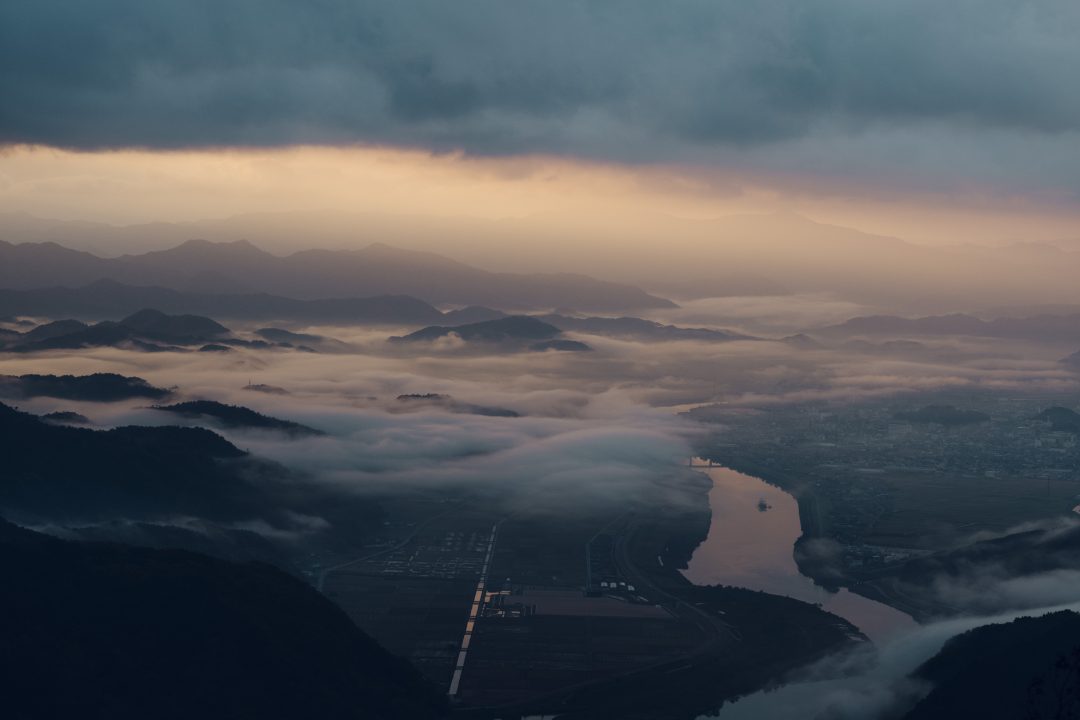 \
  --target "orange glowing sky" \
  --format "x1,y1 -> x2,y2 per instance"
2,144 -> 1079,251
